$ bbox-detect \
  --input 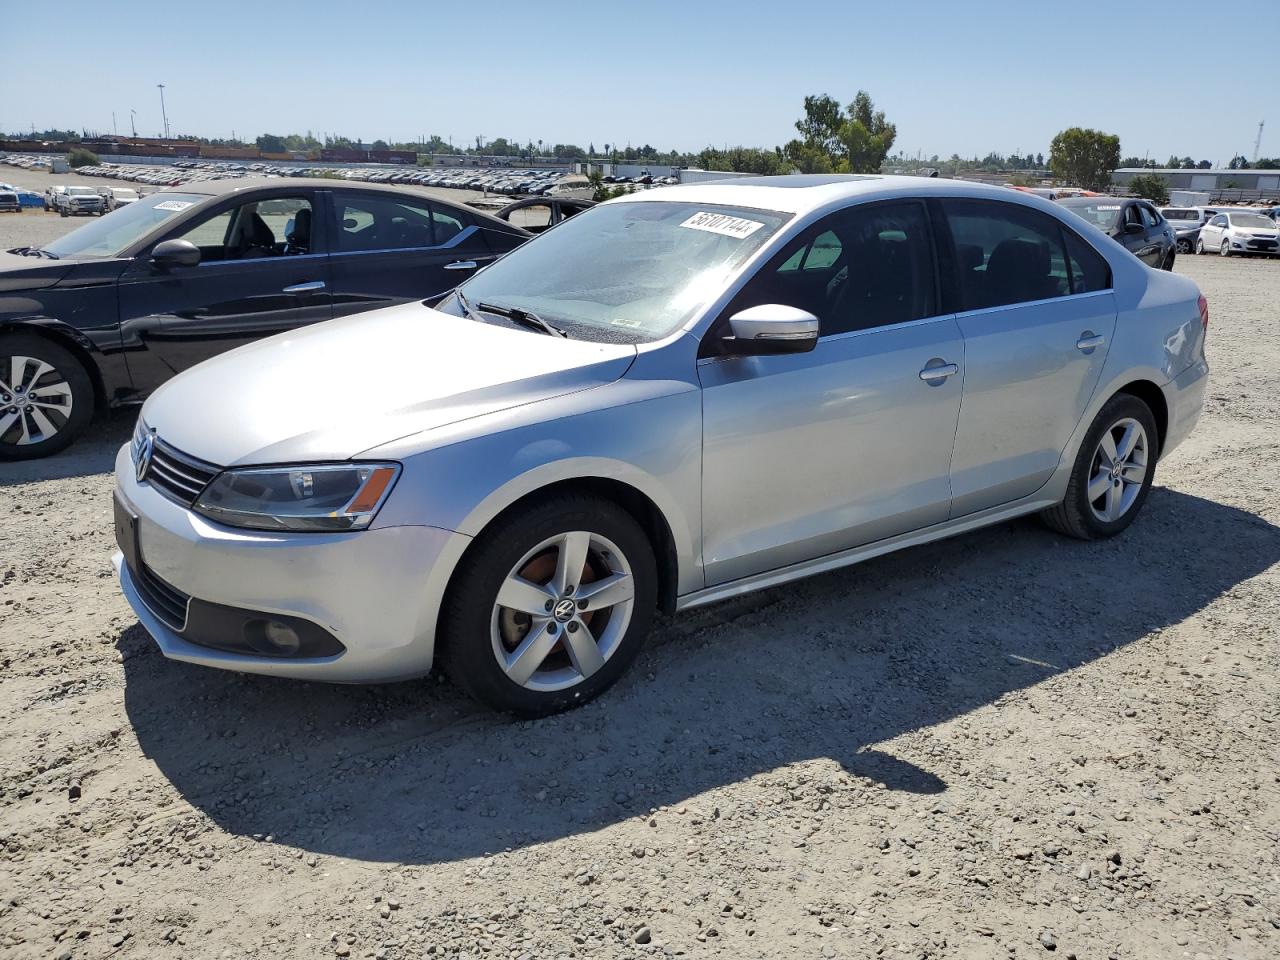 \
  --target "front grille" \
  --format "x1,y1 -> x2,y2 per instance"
134,561 -> 191,631
142,437 -> 221,507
